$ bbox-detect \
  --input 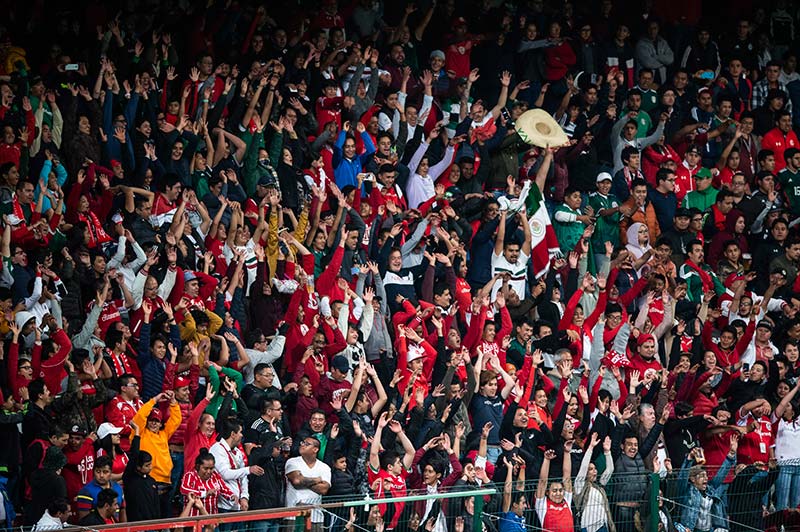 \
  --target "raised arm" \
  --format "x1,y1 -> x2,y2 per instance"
489,71 -> 512,121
